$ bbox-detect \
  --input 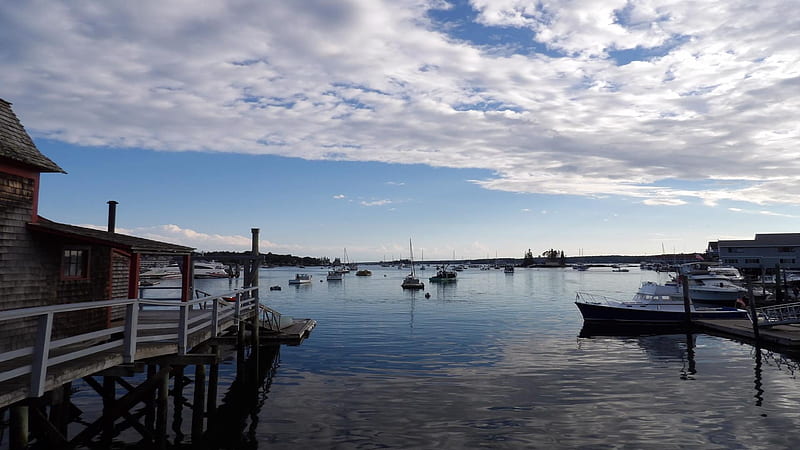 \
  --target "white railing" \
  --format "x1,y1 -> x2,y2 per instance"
752,302 -> 800,327
0,287 -> 259,398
